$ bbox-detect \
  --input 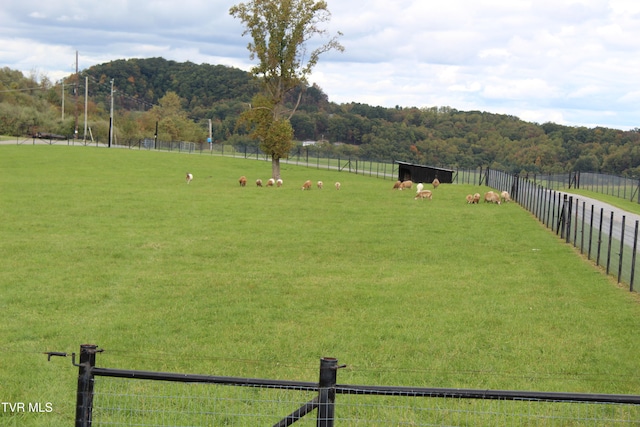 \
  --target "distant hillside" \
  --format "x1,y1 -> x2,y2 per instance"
83,58 -> 258,108
1,59 -> 639,176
